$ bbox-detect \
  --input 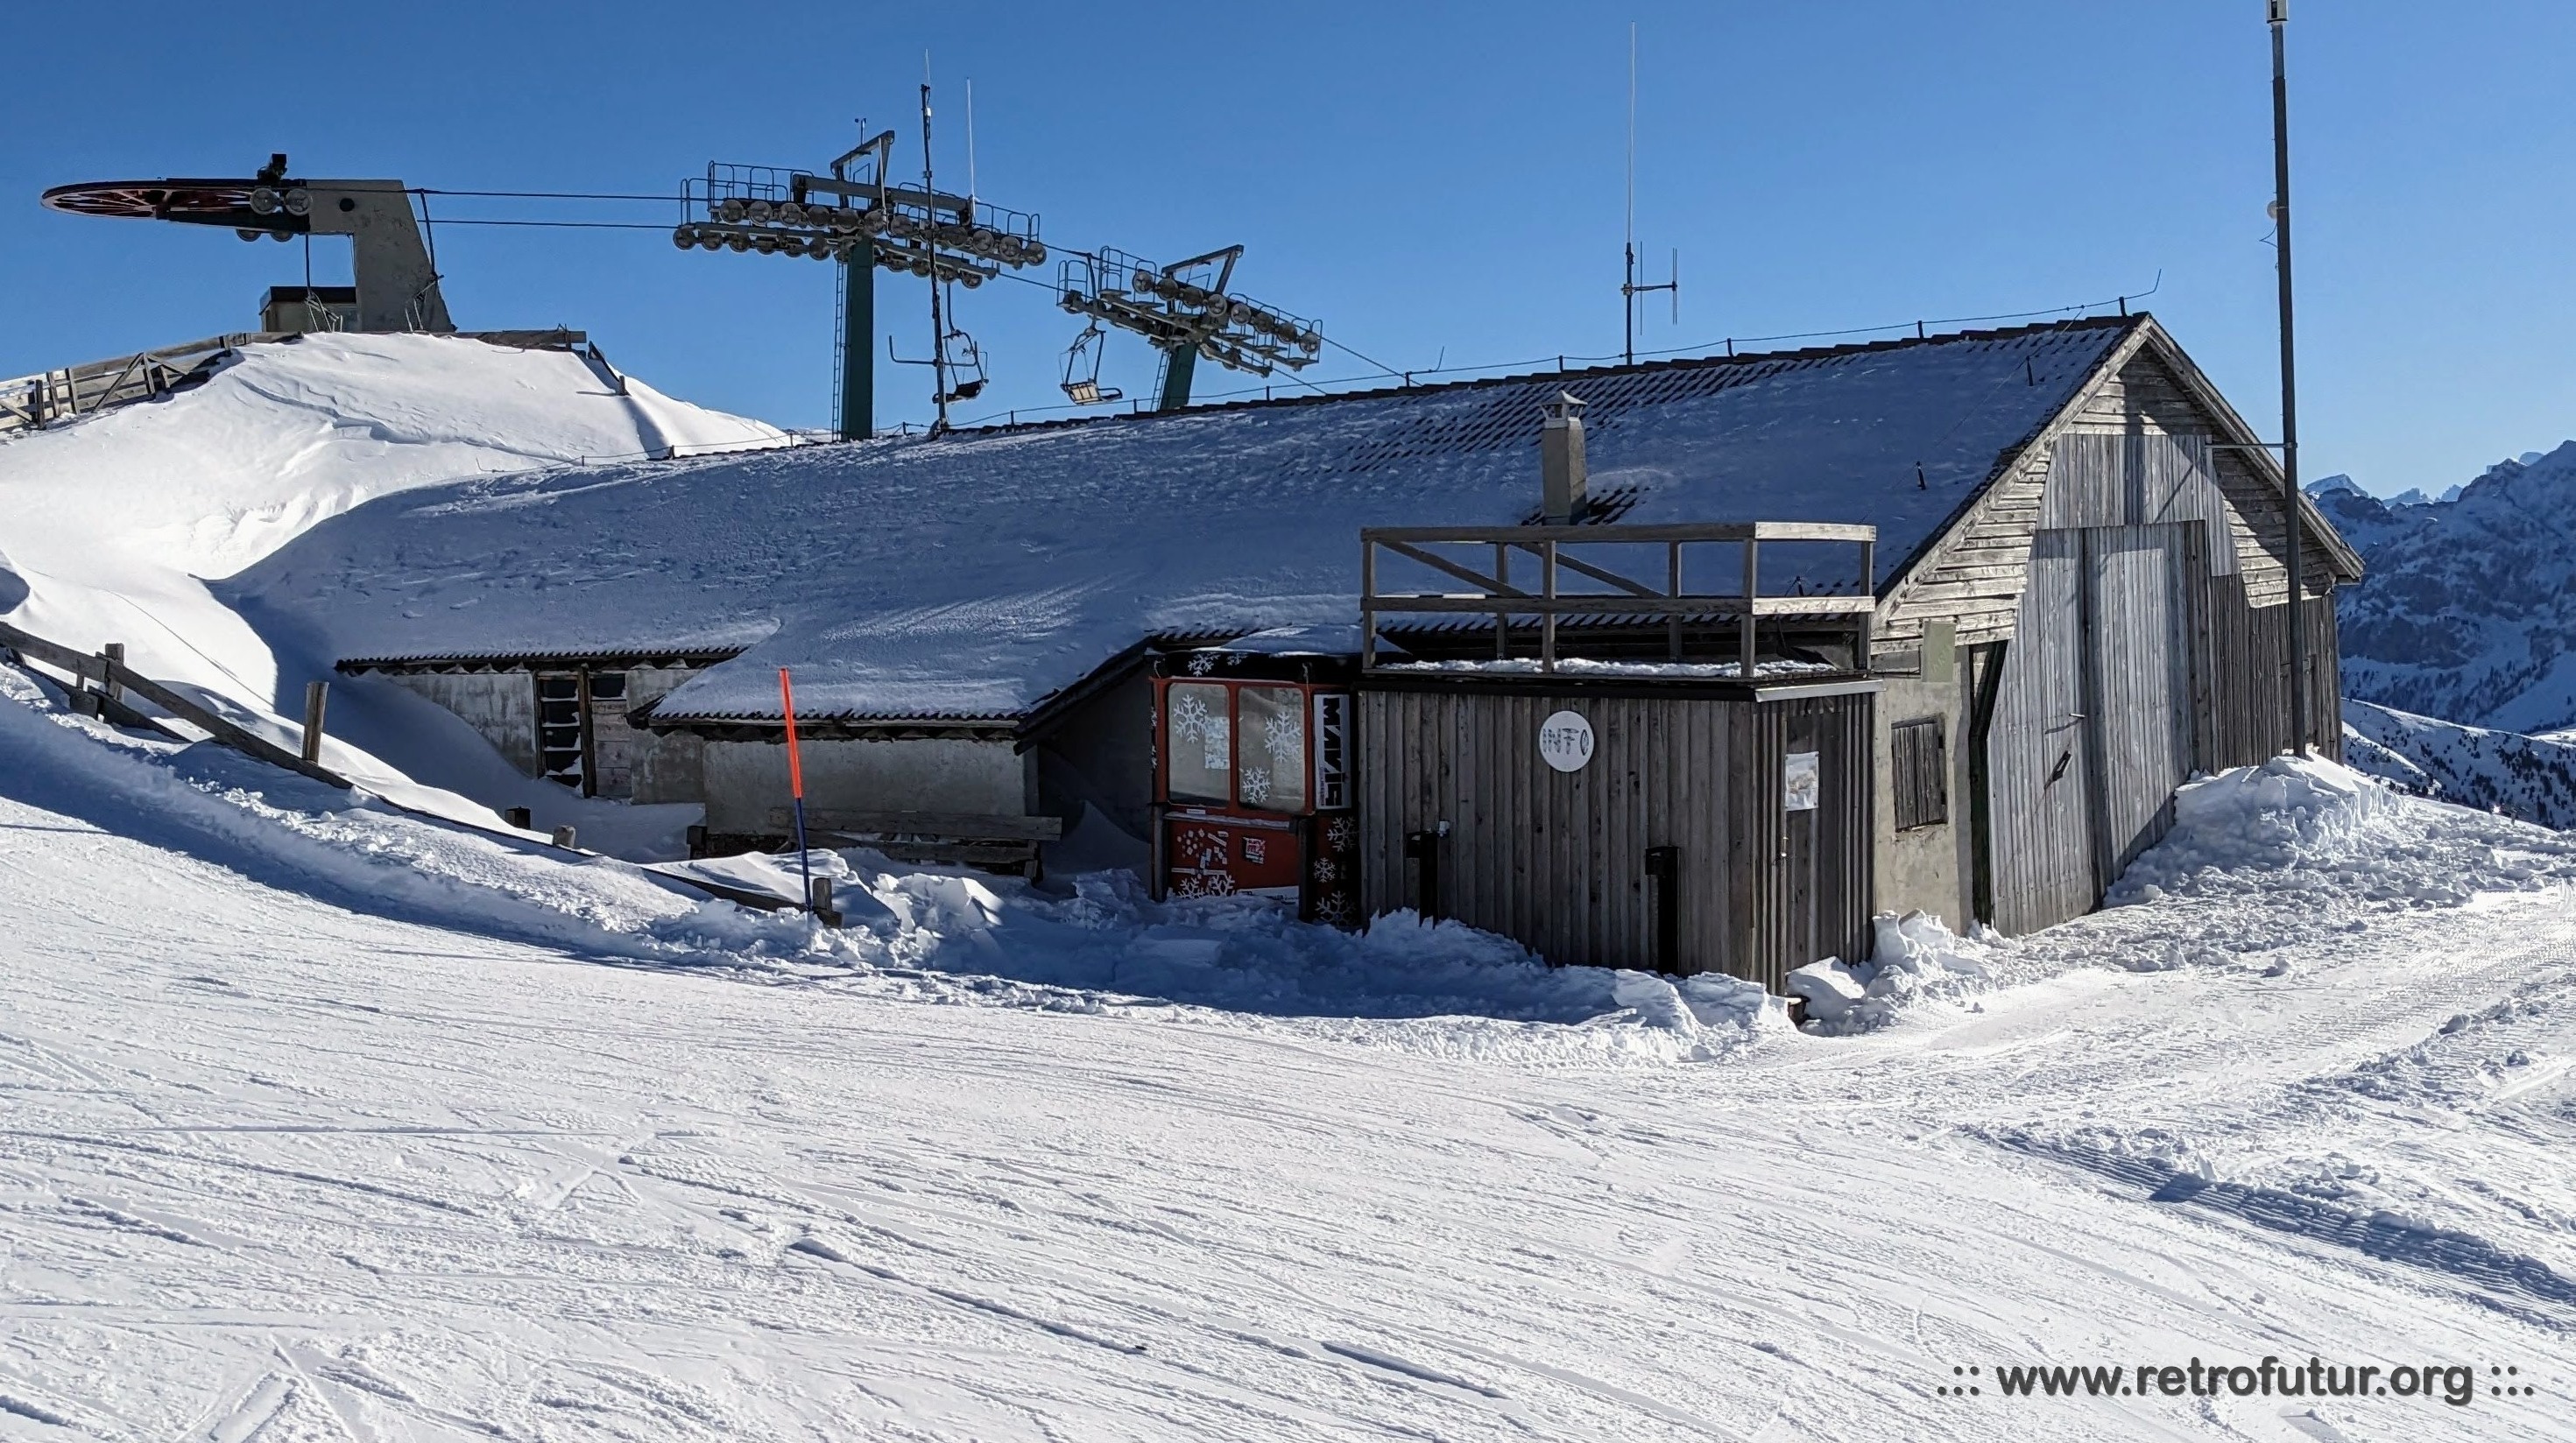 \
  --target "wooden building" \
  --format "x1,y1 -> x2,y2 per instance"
317,312 -> 2359,978
1348,522 -> 1885,989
